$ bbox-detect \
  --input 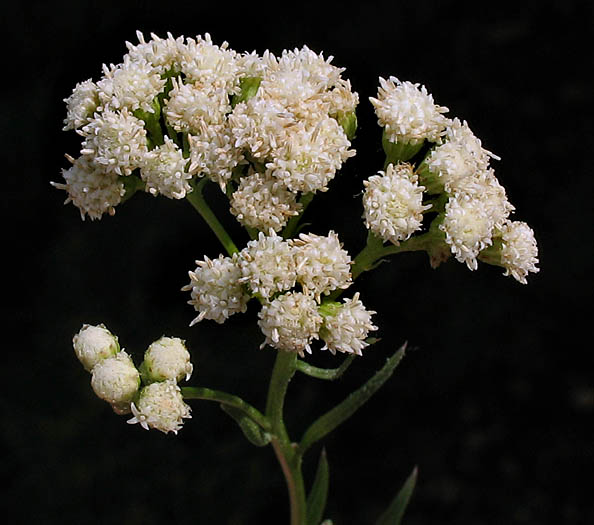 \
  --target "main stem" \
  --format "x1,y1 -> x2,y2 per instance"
266,350 -> 307,525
